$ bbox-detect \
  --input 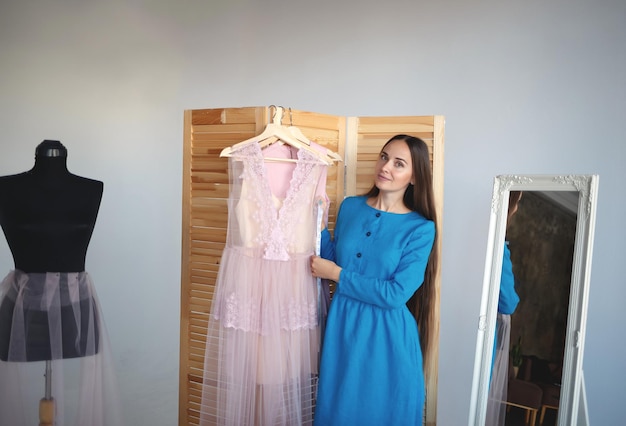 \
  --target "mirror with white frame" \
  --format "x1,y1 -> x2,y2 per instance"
469,174 -> 599,426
